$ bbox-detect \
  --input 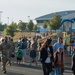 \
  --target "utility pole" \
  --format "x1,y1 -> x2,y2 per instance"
7,17 -> 9,24
0,11 -> 3,23
28,16 -> 30,22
